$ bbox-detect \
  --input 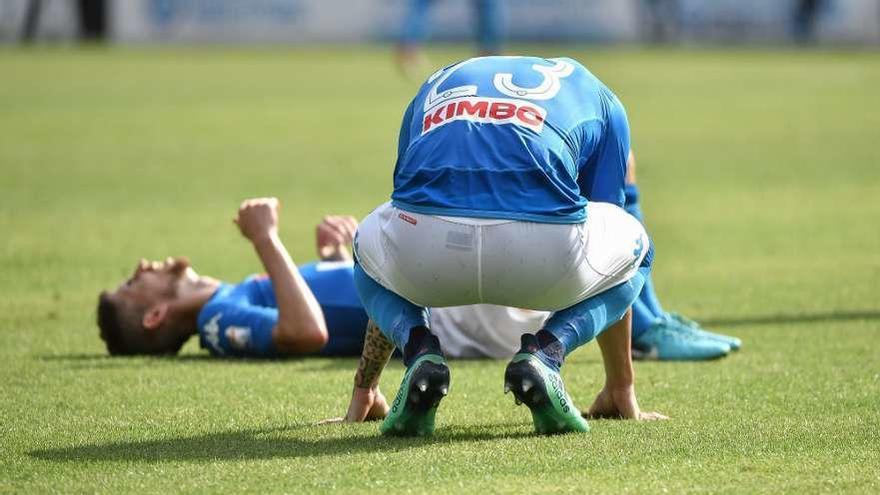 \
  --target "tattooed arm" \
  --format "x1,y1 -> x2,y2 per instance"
330,320 -> 394,423
353,320 -> 395,389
